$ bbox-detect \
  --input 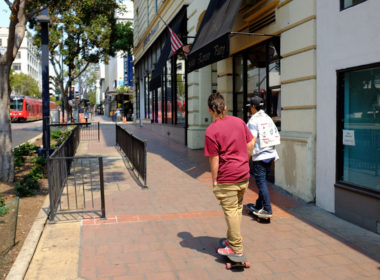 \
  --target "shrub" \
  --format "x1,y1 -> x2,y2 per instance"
14,174 -> 40,197
51,129 -> 64,139
14,142 -> 39,156
13,142 -> 39,167
0,195 -> 8,217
